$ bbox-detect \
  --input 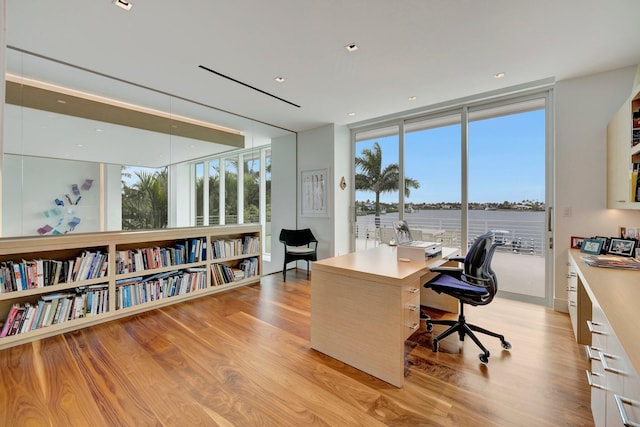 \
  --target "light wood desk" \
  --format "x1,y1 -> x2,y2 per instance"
310,245 -> 459,387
